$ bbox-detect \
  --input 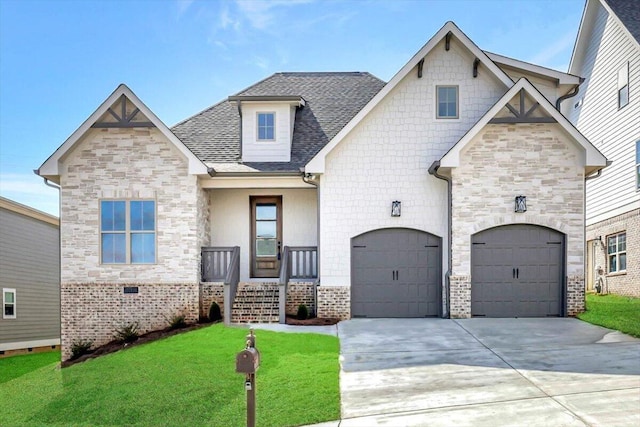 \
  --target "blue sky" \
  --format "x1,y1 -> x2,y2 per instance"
0,0 -> 585,216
